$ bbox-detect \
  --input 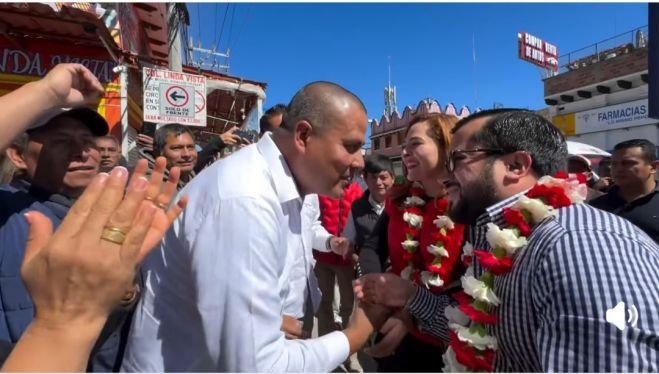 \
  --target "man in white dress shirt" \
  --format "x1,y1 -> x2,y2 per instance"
121,82 -> 388,372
